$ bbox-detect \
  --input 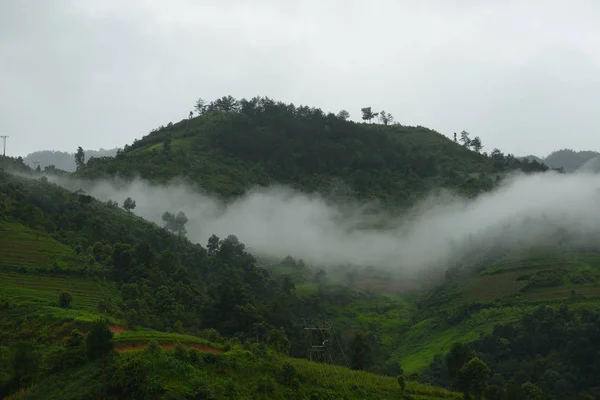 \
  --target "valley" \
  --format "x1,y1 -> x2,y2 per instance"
2,96 -> 600,399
